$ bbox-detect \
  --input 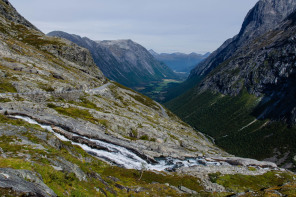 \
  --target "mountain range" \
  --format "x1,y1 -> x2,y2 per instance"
166,0 -> 296,170
0,0 -> 296,196
149,50 -> 210,75
47,31 -> 179,88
